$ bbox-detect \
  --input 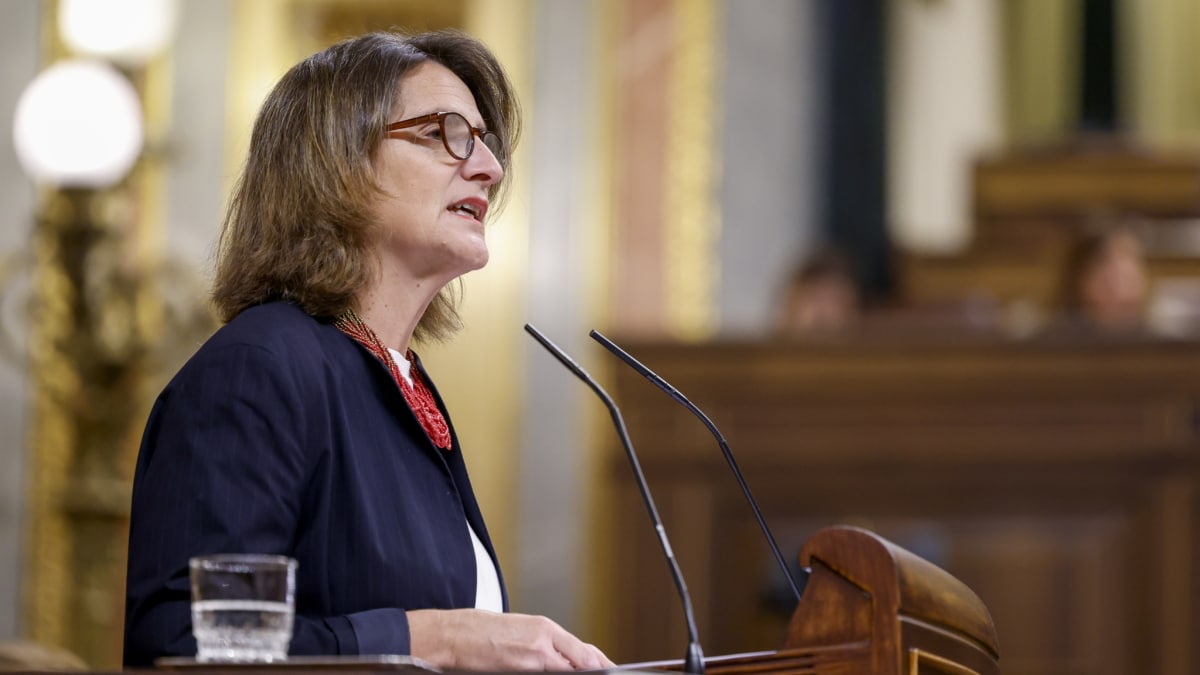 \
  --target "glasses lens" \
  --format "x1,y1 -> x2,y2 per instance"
482,132 -> 504,164
442,112 -> 472,160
